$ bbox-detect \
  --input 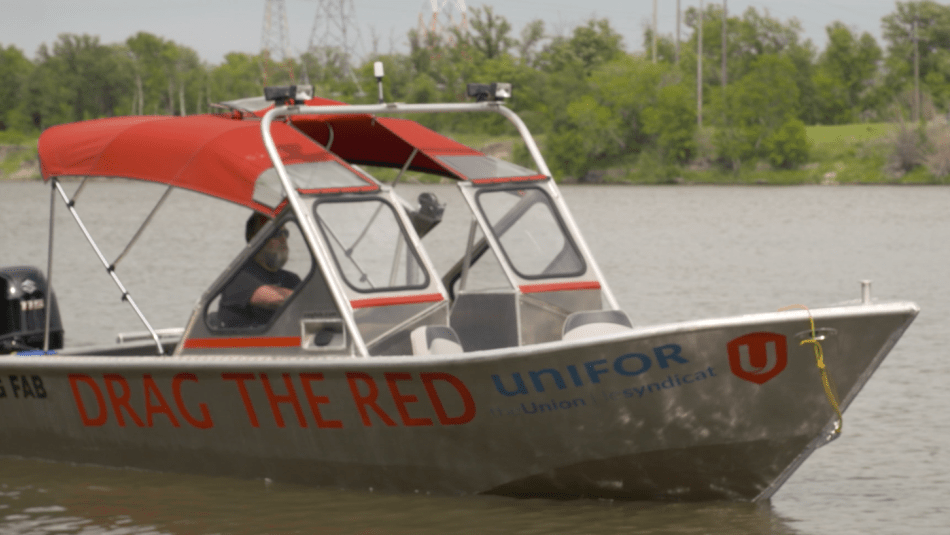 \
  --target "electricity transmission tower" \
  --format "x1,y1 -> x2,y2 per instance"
307,0 -> 364,94
260,0 -> 294,84
418,0 -> 468,48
